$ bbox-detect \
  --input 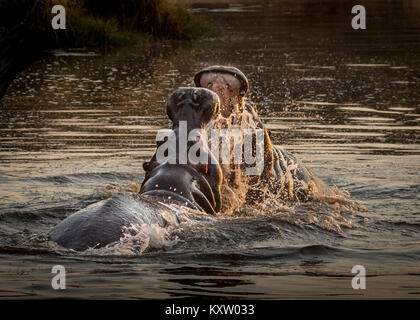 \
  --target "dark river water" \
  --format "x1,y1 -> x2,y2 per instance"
0,0 -> 419,299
